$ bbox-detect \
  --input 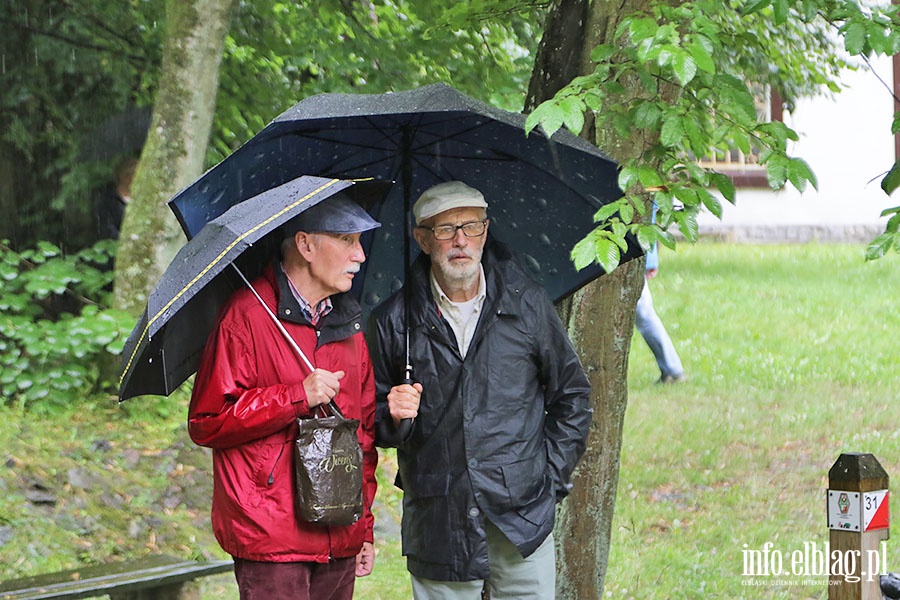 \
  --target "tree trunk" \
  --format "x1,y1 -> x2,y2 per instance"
526,0 -> 660,597
554,260 -> 642,599
113,0 -> 238,316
